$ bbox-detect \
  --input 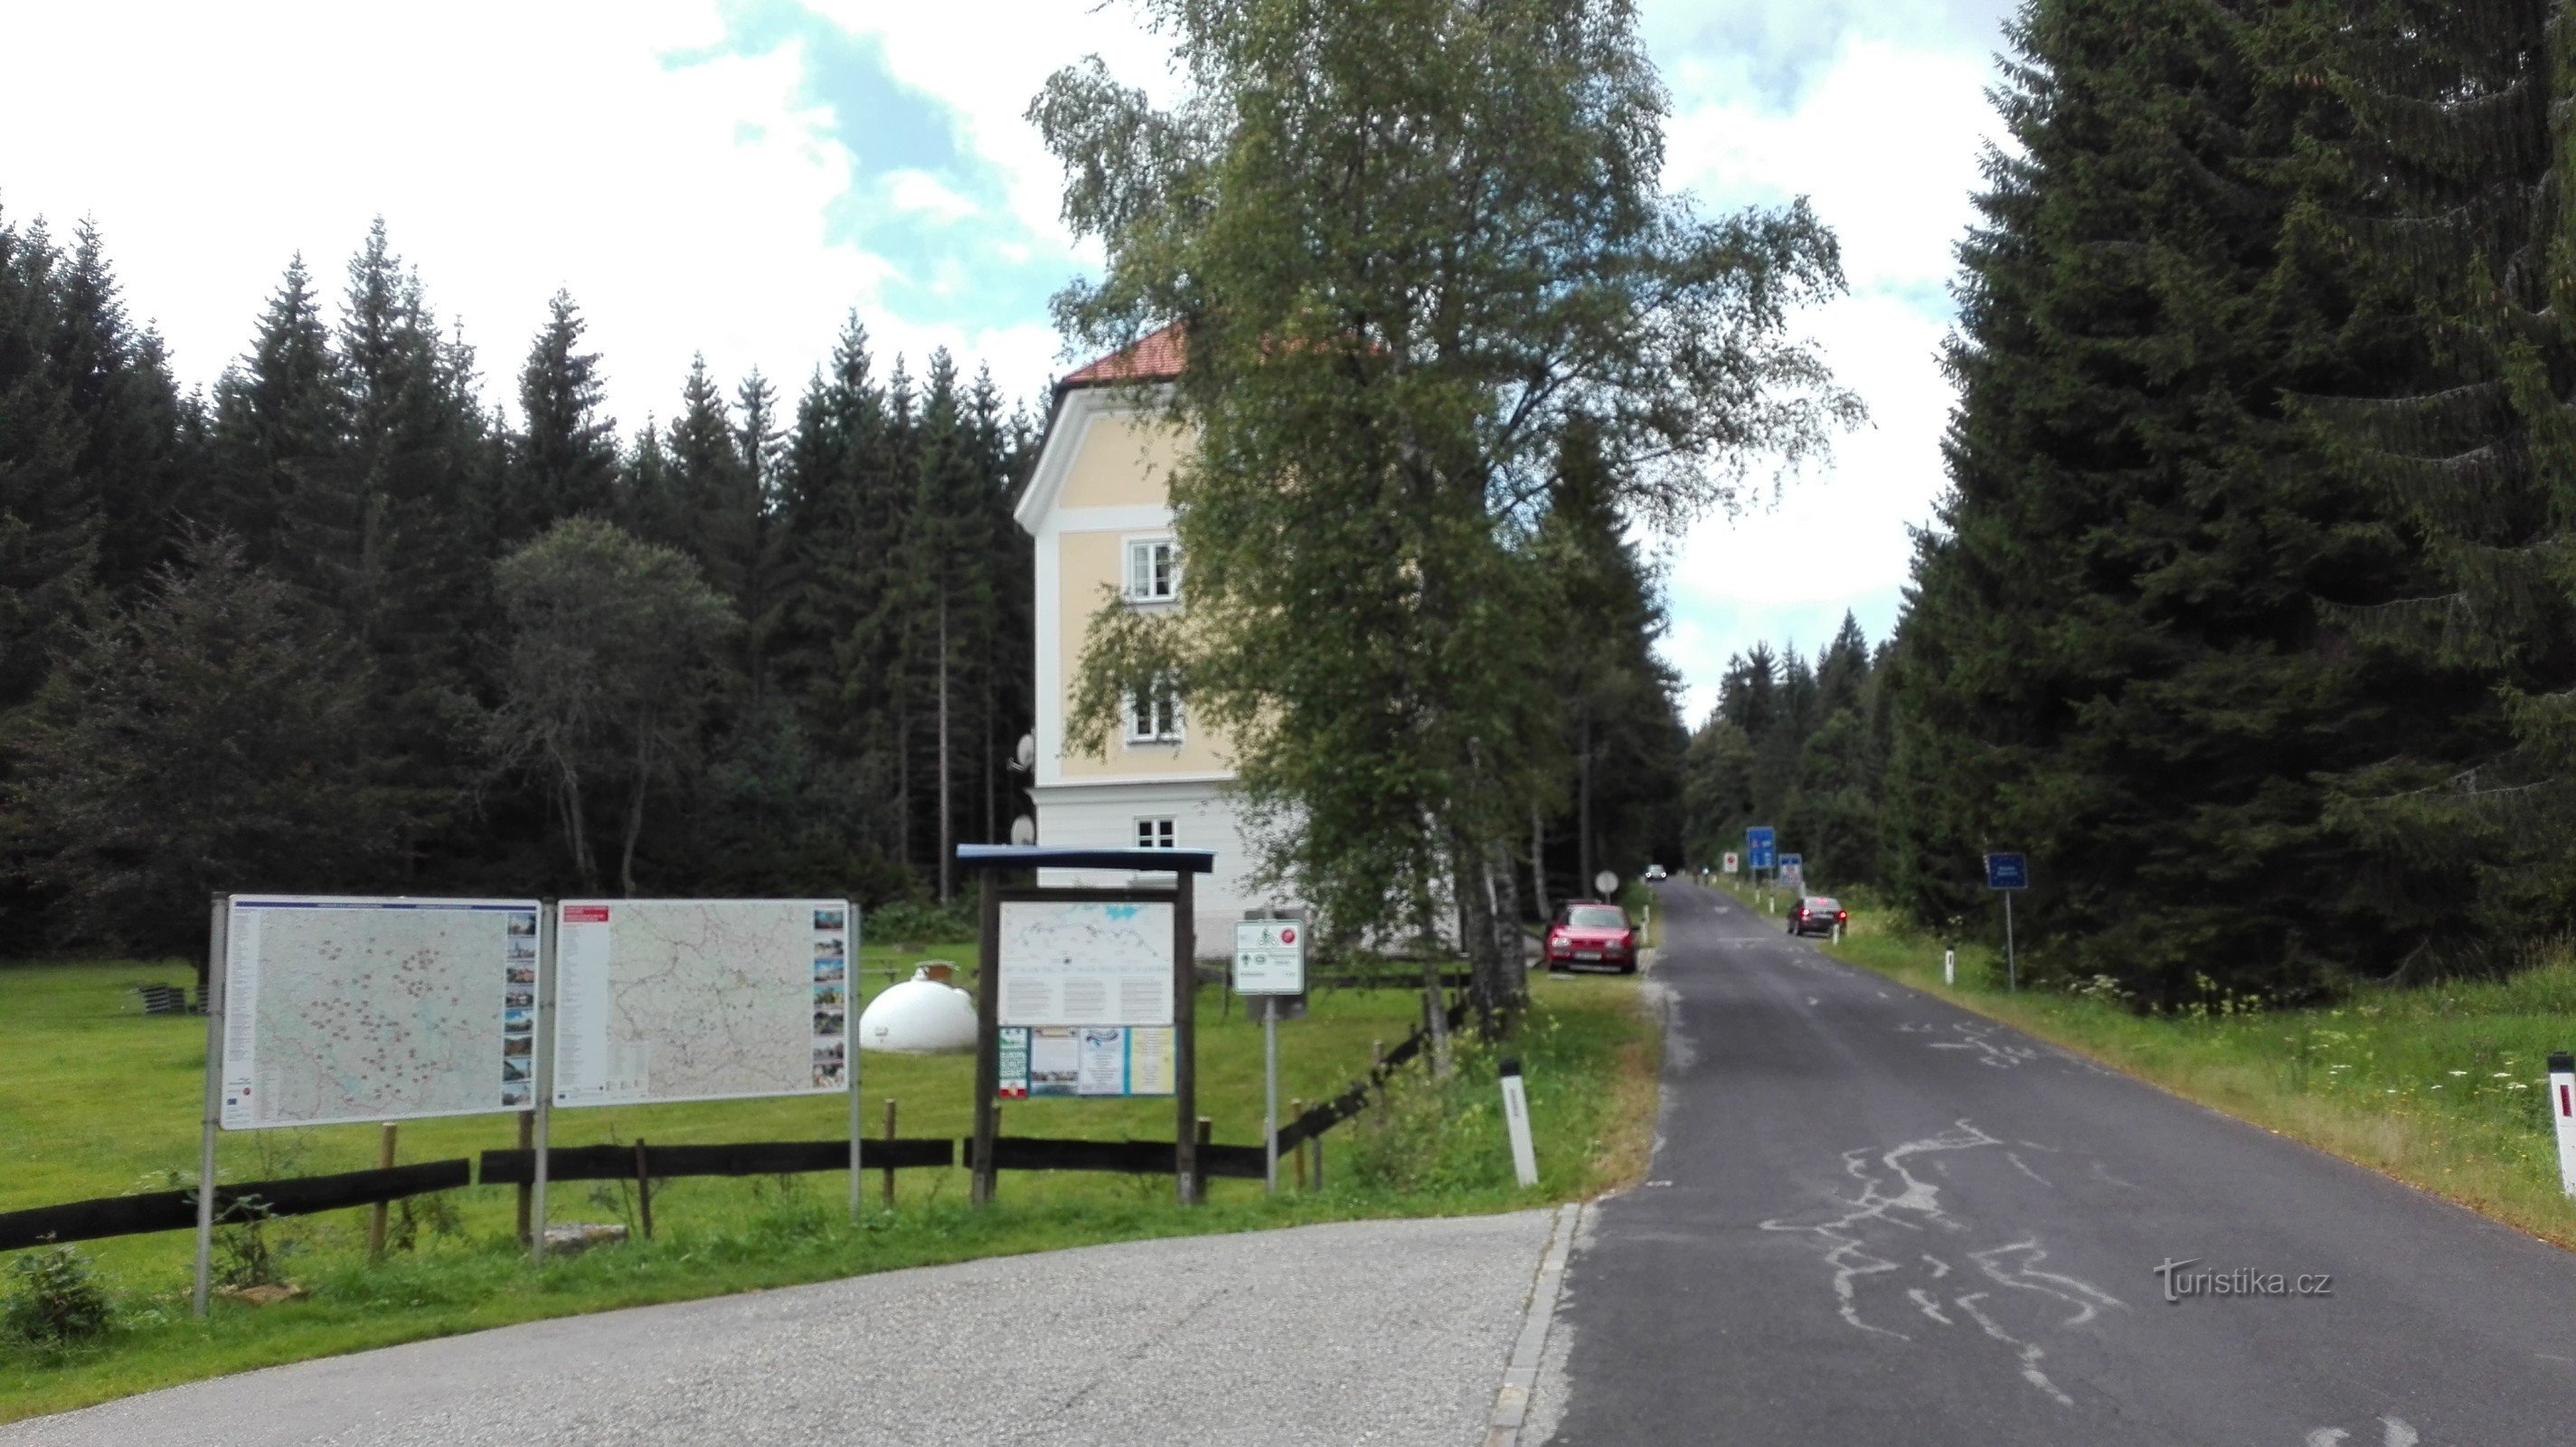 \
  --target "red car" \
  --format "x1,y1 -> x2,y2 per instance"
1545,902 -> 1638,974
1788,896 -> 1848,938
